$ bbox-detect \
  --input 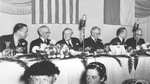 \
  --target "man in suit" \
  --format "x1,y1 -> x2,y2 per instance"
83,26 -> 104,53
56,28 -> 81,51
0,23 -> 28,54
126,28 -> 145,49
30,25 -> 51,53
110,27 -> 127,45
